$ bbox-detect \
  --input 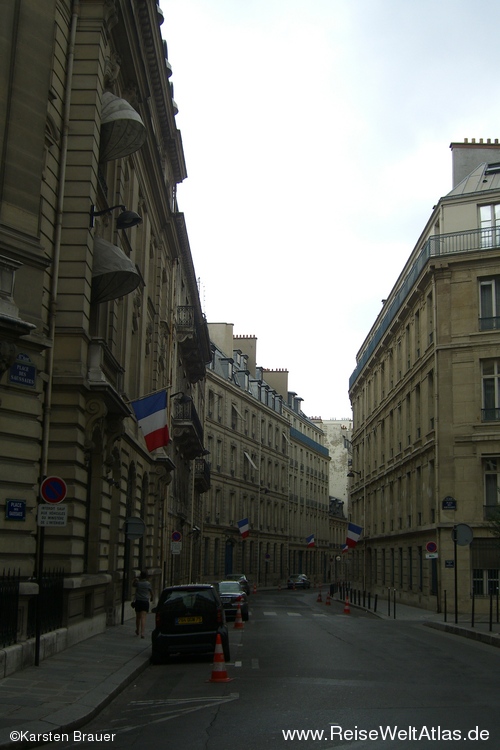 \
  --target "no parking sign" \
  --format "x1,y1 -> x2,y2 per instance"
40,476 -> 67,504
